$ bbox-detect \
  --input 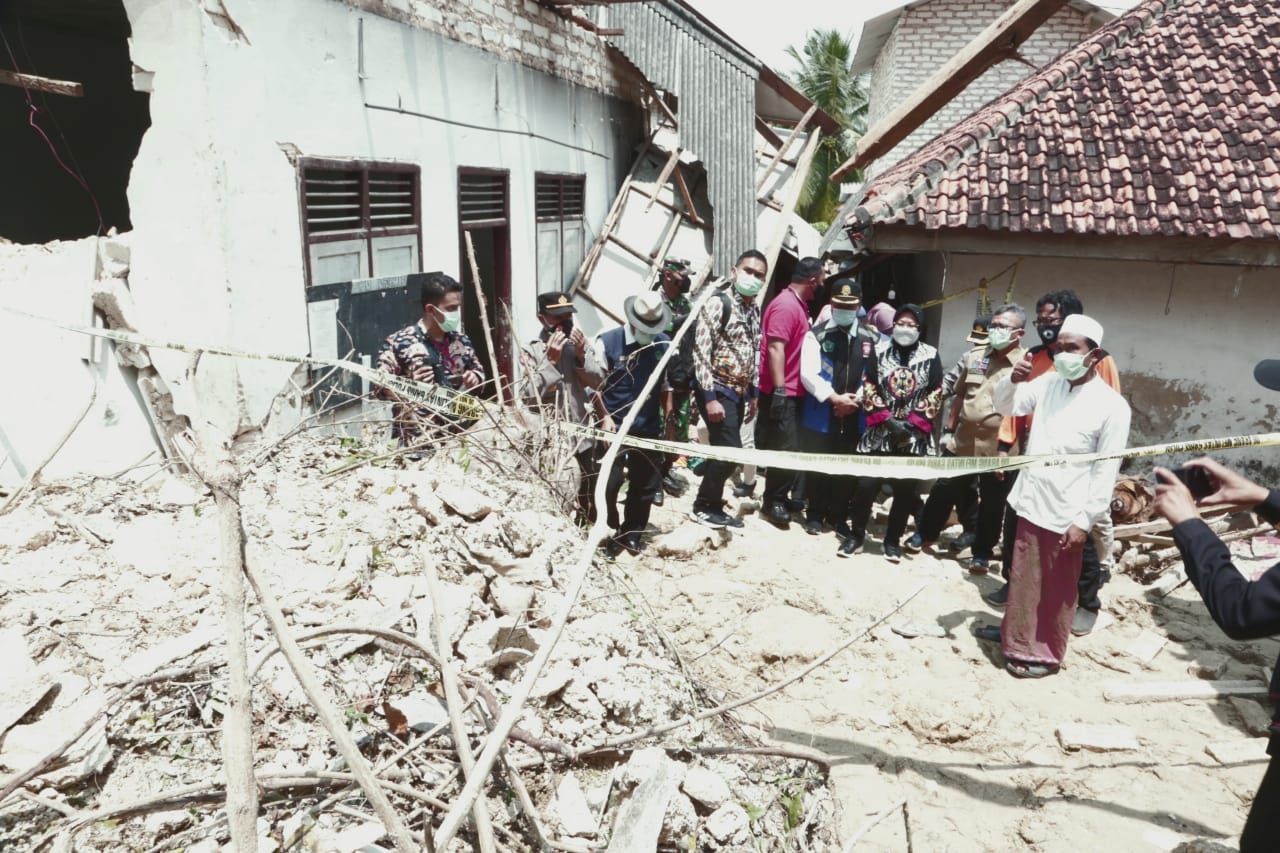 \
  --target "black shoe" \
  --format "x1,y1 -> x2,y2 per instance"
651,489 -> 665,507
662,473 -> 687,497
689,508 -> 732,529
904,533 -> 926,553
786,498 -> 806,514
883,543 -> 903,563
834,523 -> 854,542
1071,607 -> 1099,636
837,535 -> 863,558
951,532 -> 977,552
761,503 -> 791,530
732,481 -> 757,498
974,623 -> 1002,643
803,517 -> 823,535
982,582 -> 1010,609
